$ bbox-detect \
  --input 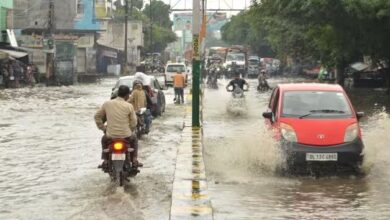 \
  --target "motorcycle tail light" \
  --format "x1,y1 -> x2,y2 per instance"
113,142 -> 124,151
